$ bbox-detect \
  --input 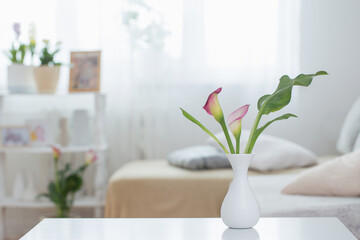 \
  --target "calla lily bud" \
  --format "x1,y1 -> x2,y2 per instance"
228,104 -> 249,139
51,145 -> 61,160
203,88 -> 224,122
85,150 -> 97,165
